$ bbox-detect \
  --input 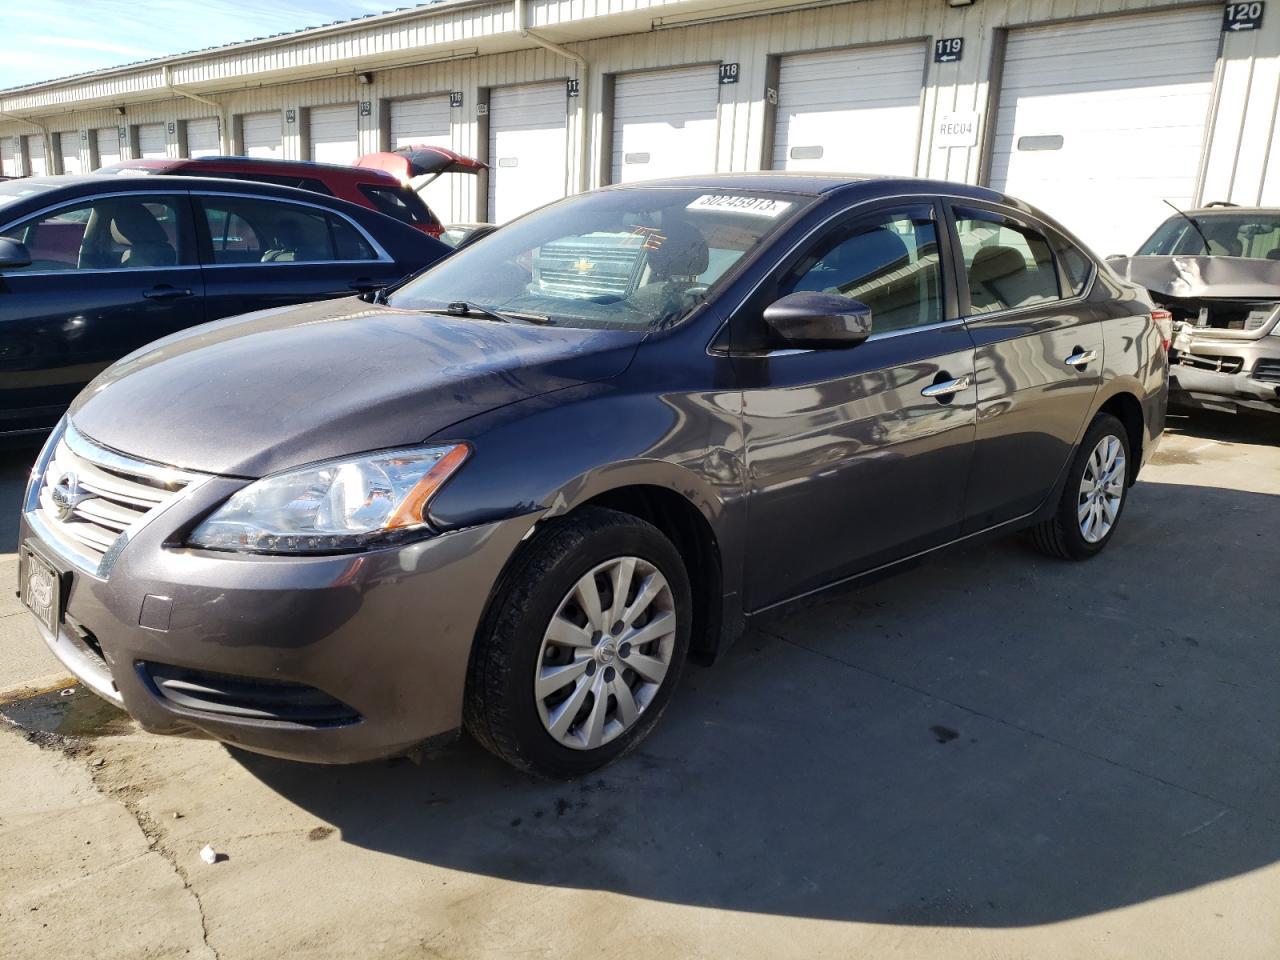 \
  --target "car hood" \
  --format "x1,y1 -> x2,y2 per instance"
69,297 -> 641,477
1110,255 -> 1280,300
